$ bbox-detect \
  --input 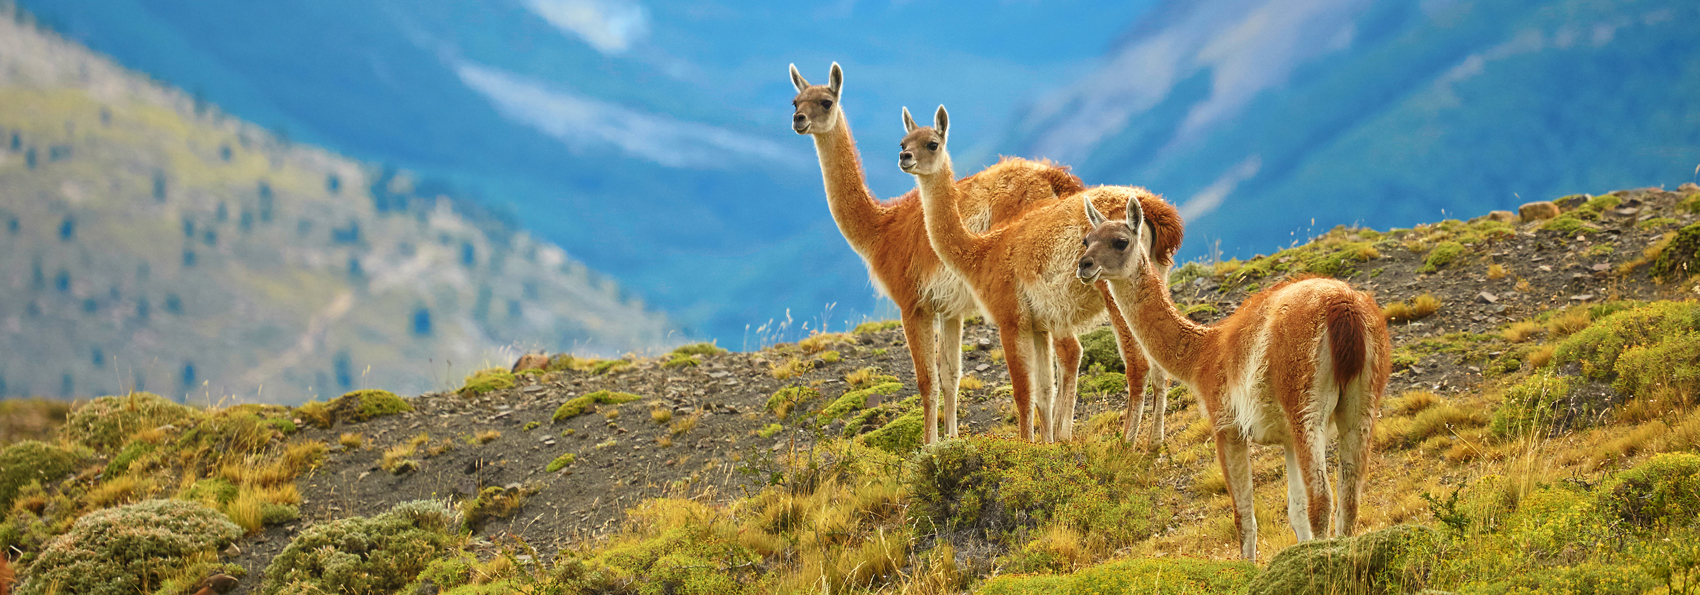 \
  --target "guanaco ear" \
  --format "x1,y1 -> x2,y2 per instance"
902,107 -> 918,134
828,62 -> 843,97
1084,194 -> 1107,228
789,64 -> 810,93
1126,196 -> 1147,240
933,105 -> 949,145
